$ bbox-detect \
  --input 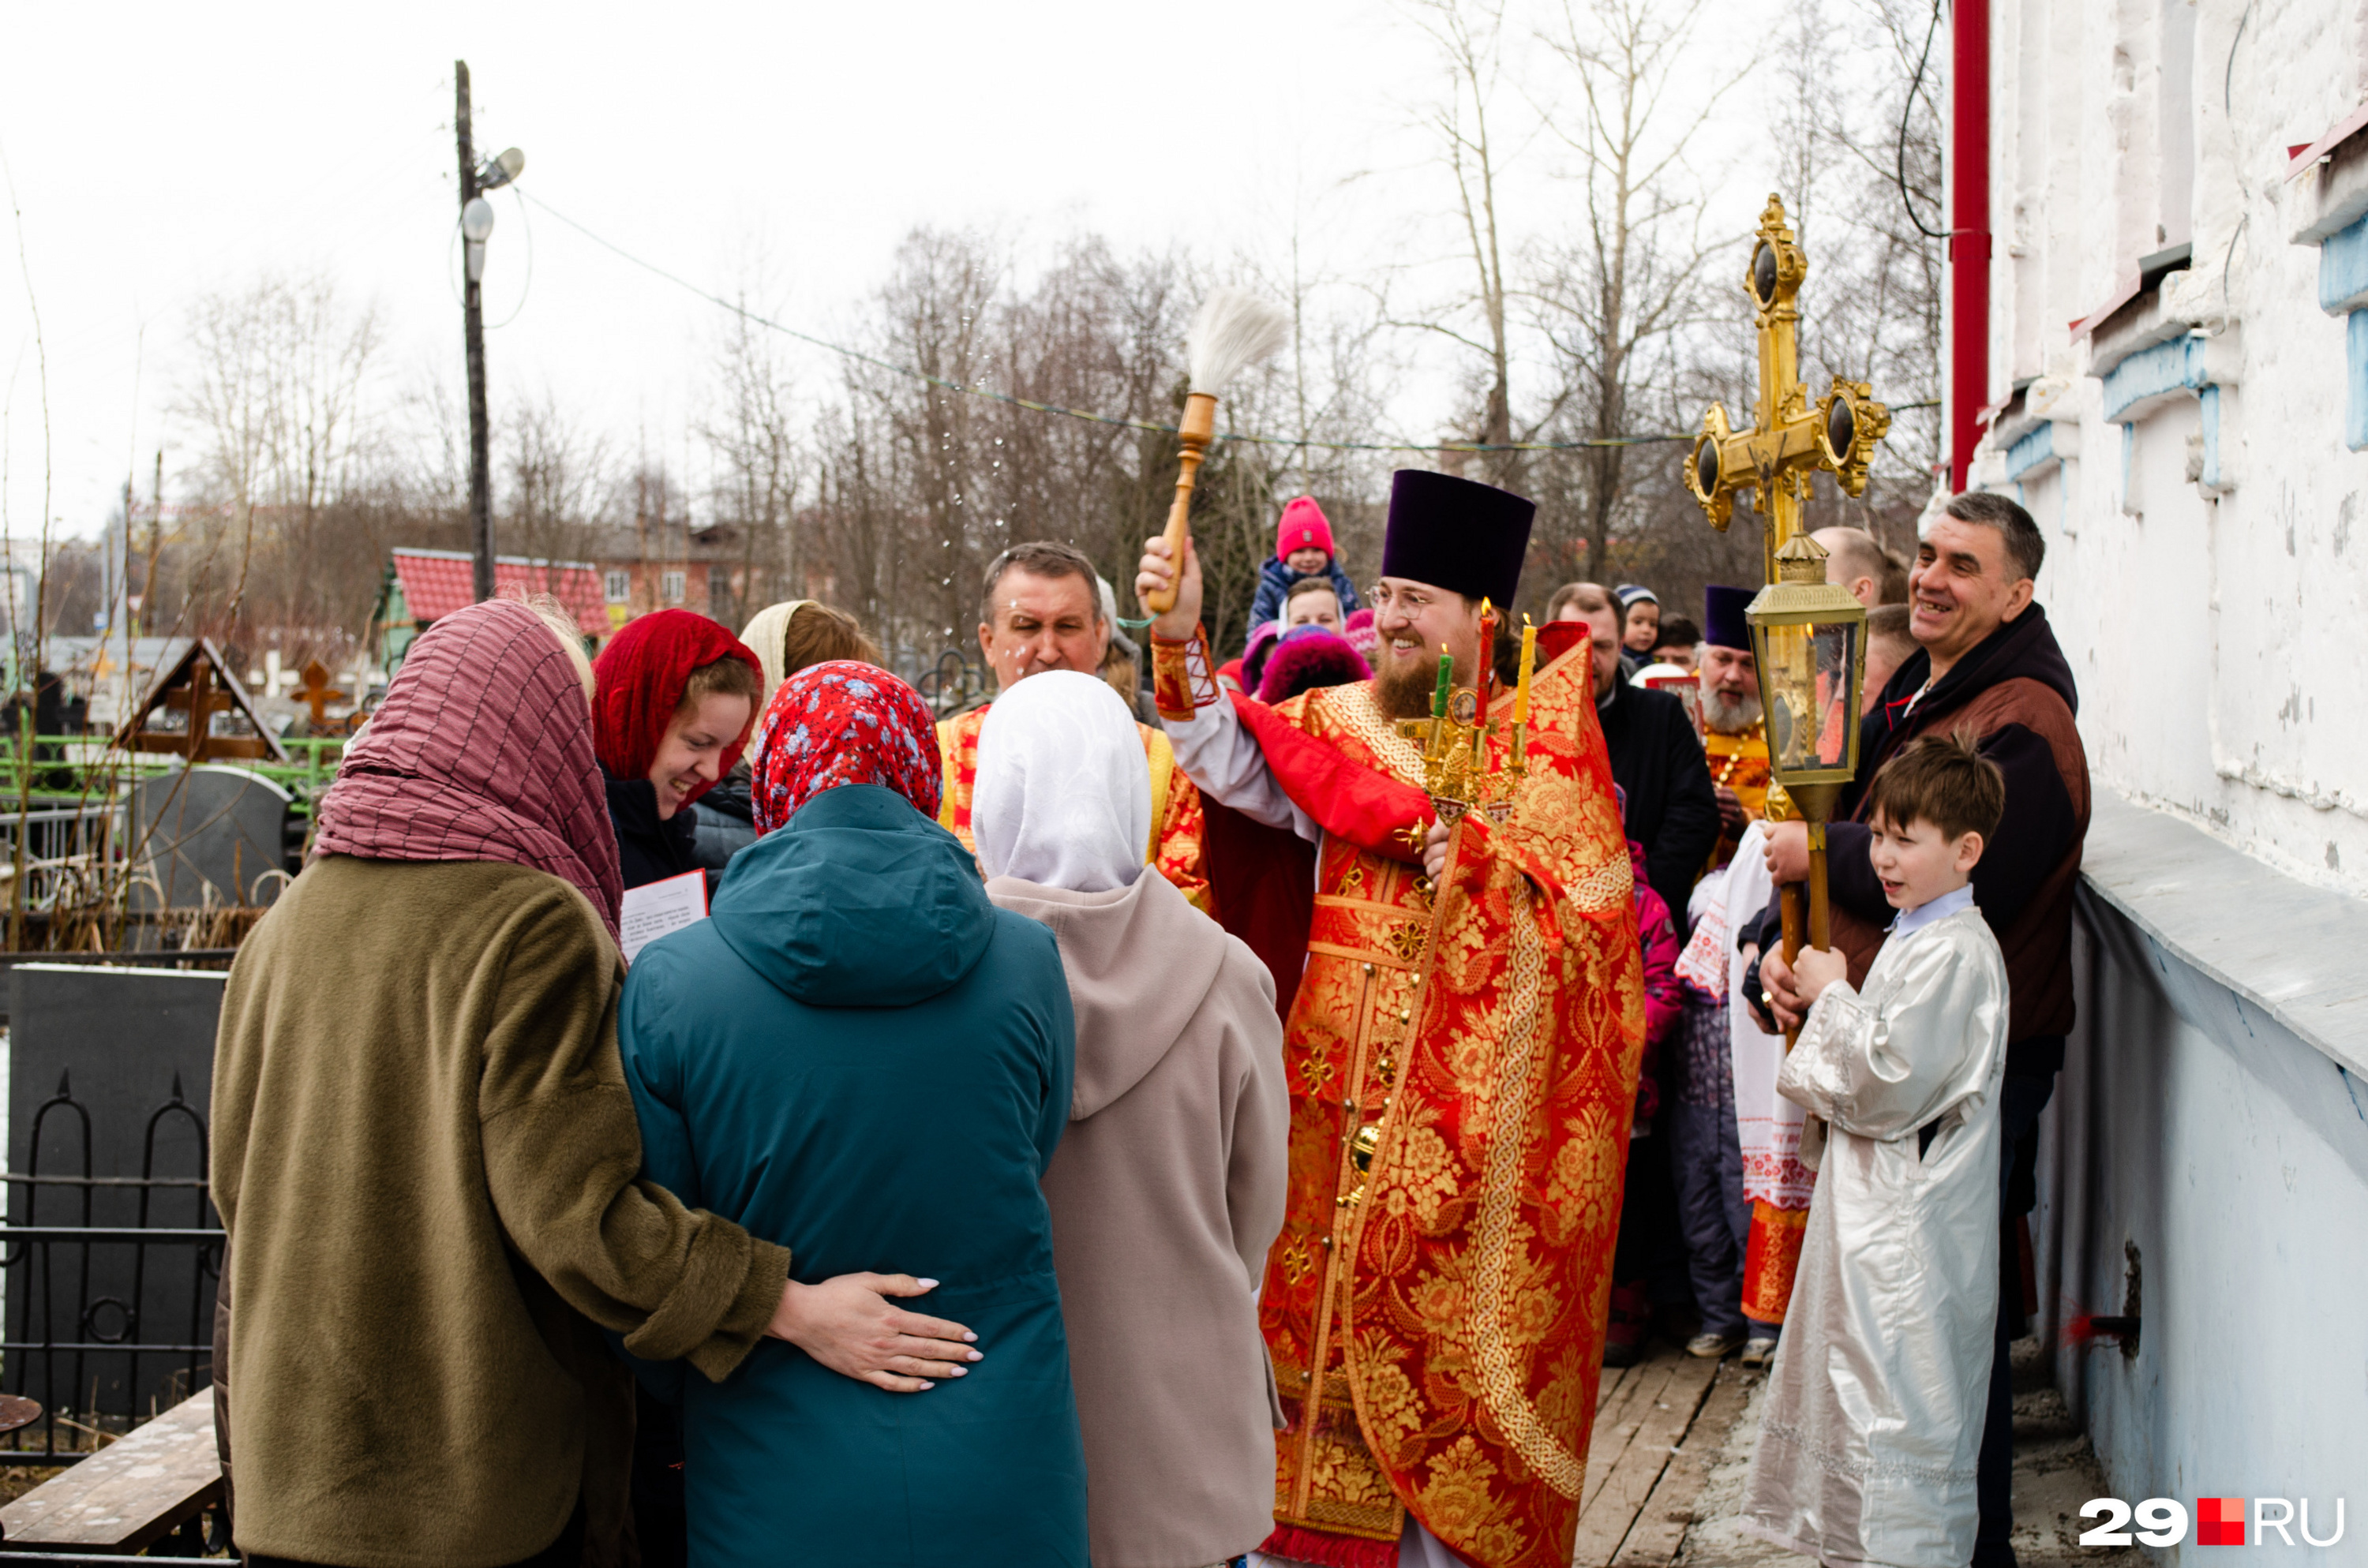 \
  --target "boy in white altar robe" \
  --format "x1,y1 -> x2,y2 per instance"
1740,733 -> 2012,1568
